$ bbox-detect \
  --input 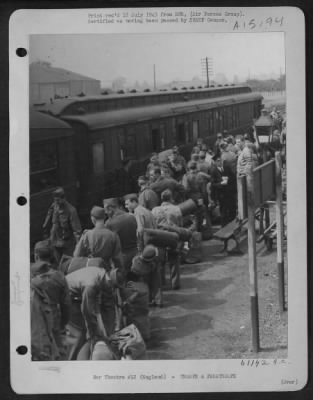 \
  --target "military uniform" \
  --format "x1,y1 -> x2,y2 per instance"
150,176 -> 185,203
66,266 -> 116,359
138,187 -> 159,210
120,280 -> 150,341
43,200 -> 82,262
152,203 -> 183,290
105,209 -> 138,272
134,205 -> 156,253
73,226 -> 123,272
31,261 -> 71,360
